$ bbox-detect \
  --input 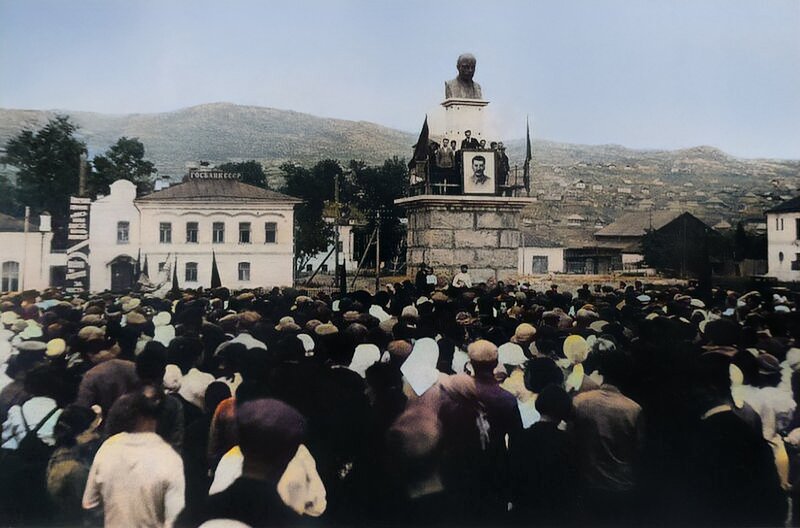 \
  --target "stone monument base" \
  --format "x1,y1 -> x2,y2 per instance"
395,195 -> 534,284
